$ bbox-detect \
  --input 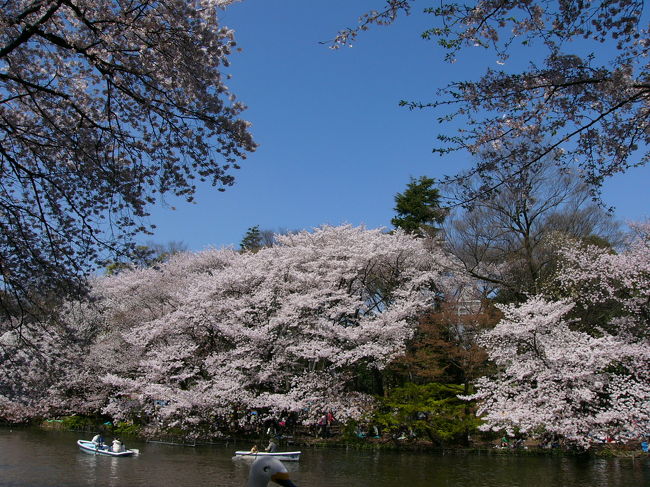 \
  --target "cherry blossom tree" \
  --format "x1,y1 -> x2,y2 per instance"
466,226 -> 650,448
0,0 -> 254,323
333,1 -> 648,196
551,222 -> 650,338
0,298 -> 106,422
32,225 -> 458,436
